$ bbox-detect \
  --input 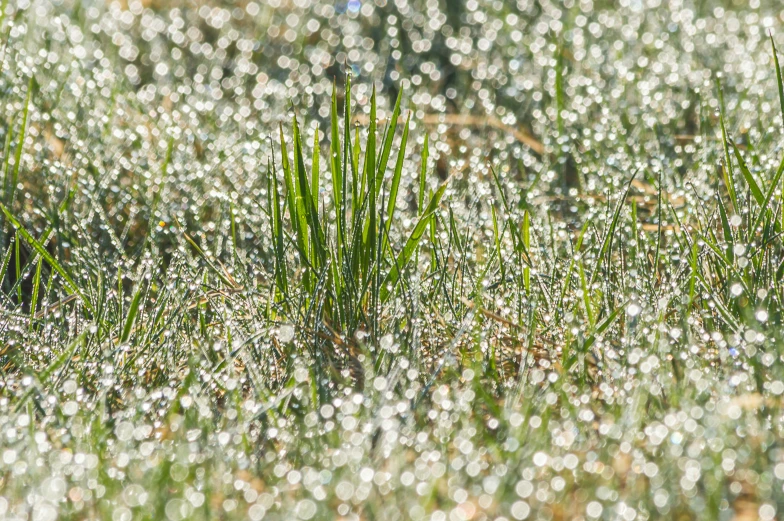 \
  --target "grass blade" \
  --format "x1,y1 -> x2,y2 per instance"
311,125 -> 320,207
419,134 -> 429,214
5,75 -> 32,209
491,205 -> 504,283
0,201 -> 85,306
28,253 -> 43,328
717,81 -> 739,210
751,153 -> 784,237
120,284 -> 144,344
269,162 -> 288,297
732,143 -> 764,206
717,193 -> 734,263
588,171 -> 636,288
330,81 -> 344,264
384,111 -> 410,242
375,87 -> 403,196
293,115 -> 324,267
381,182 -> 447,302
772,33 -> 784,125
